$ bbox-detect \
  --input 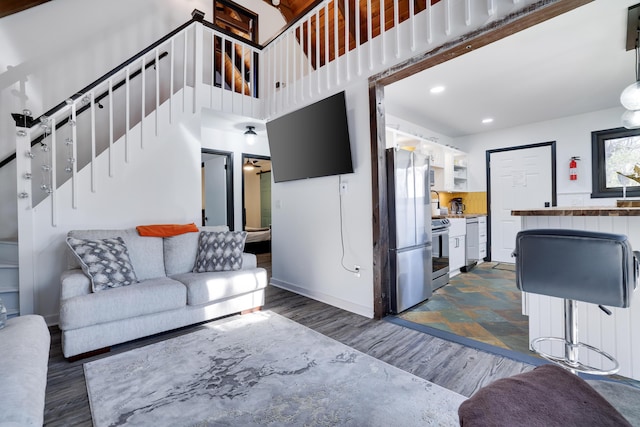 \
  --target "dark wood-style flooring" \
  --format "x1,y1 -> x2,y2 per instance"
44,285 -> 535,426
